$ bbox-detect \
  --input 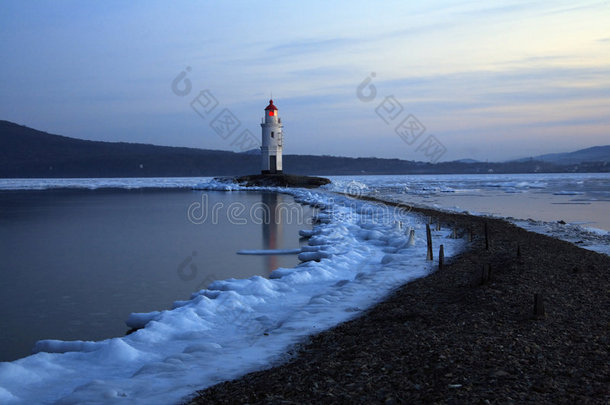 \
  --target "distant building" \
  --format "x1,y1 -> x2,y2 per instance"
260,99 -> 283,174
